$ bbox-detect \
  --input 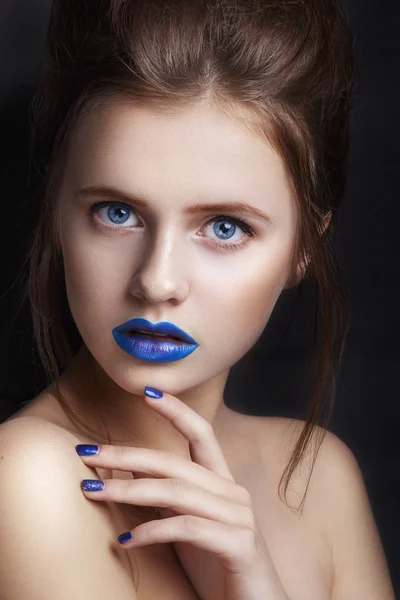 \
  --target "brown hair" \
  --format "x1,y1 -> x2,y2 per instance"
13,0 -> 355,515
